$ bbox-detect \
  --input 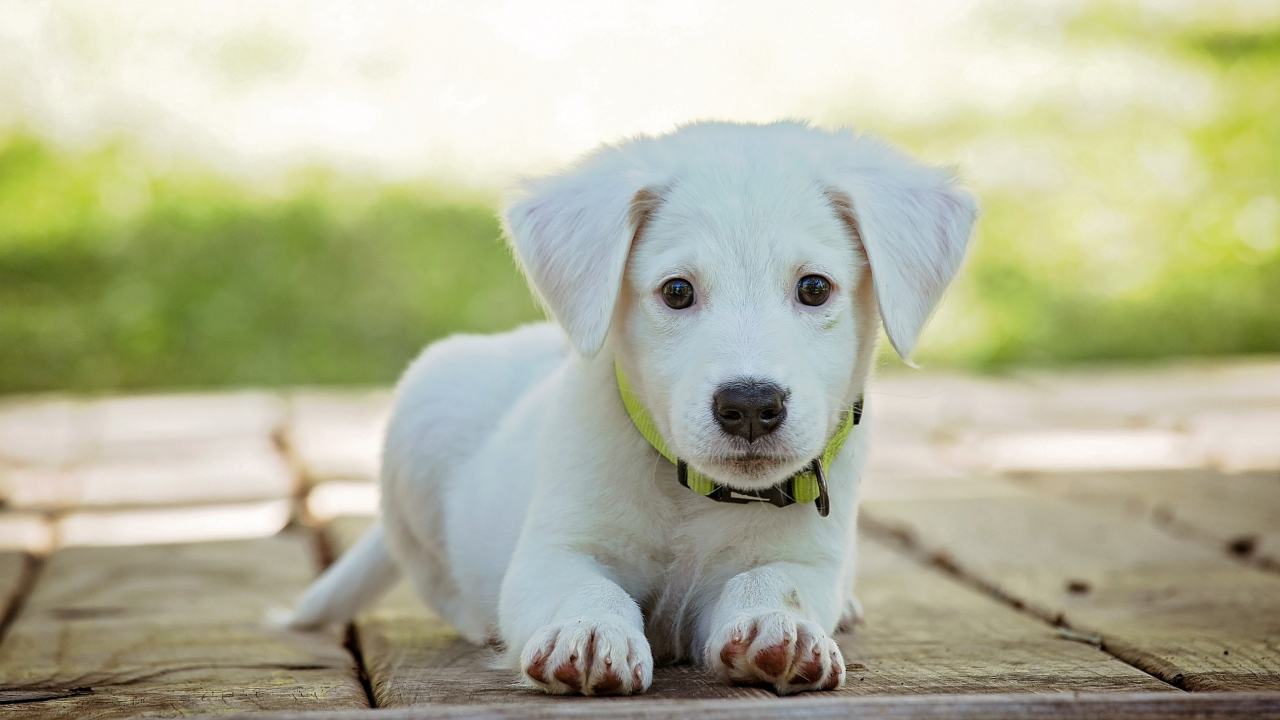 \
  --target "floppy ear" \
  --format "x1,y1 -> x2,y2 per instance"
502,151 -> 661,356
827,142 -> 978,360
